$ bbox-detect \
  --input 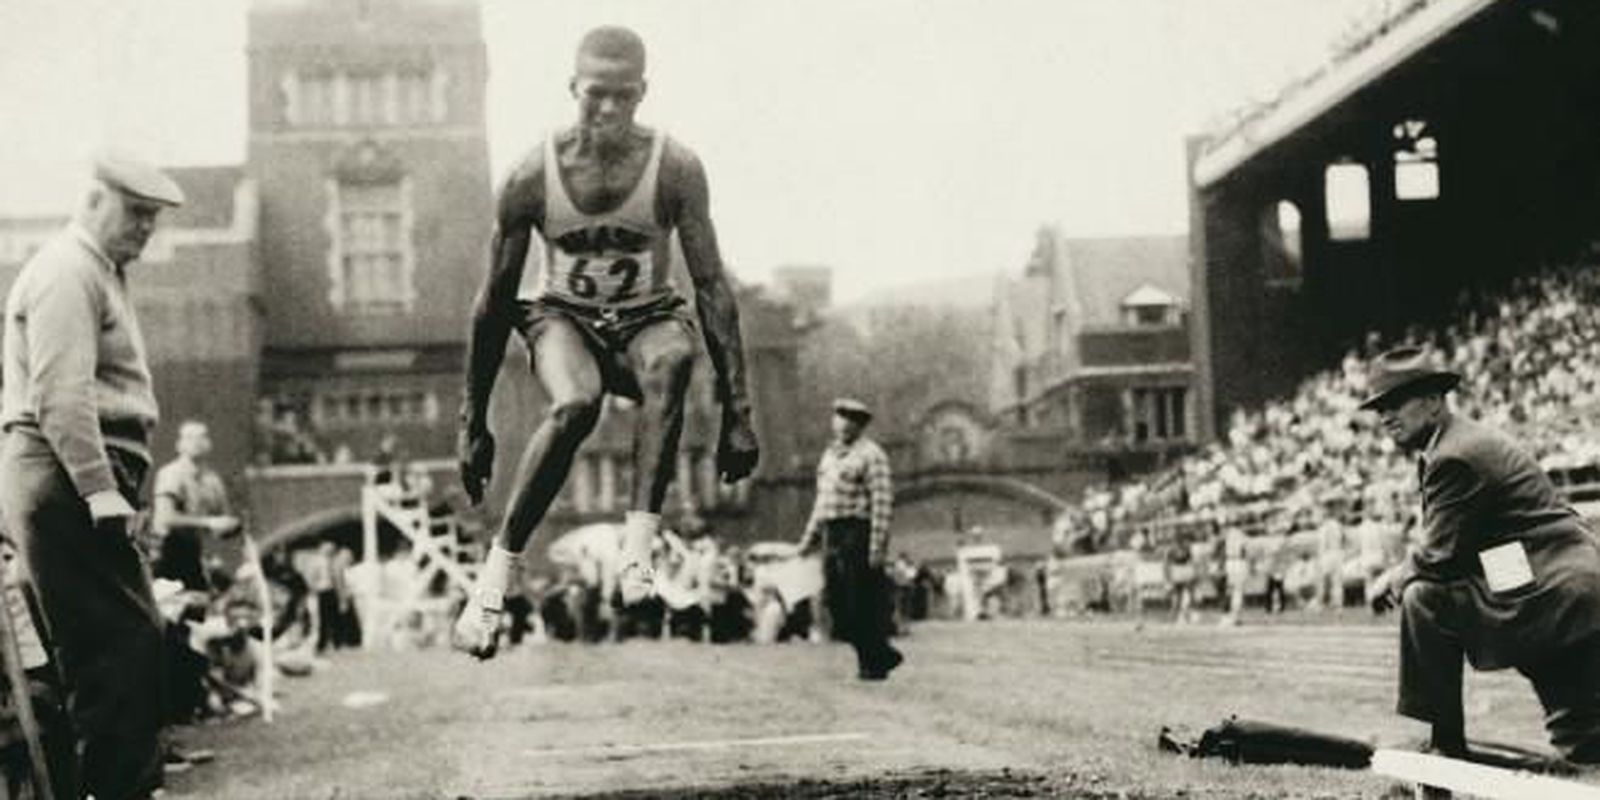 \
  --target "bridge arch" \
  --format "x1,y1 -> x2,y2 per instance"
891,472 -> 1071,562
257,506 -> 363,554
895,473 -> 1070,514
